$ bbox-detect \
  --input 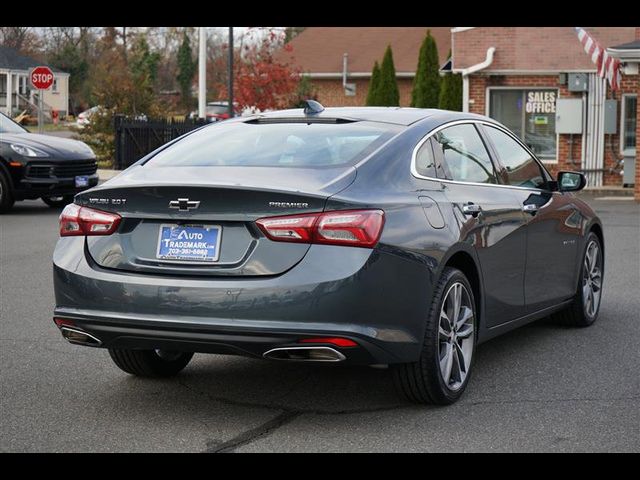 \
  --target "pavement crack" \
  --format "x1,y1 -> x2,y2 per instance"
205,411 -> 300,453
265,372 -> 315,403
